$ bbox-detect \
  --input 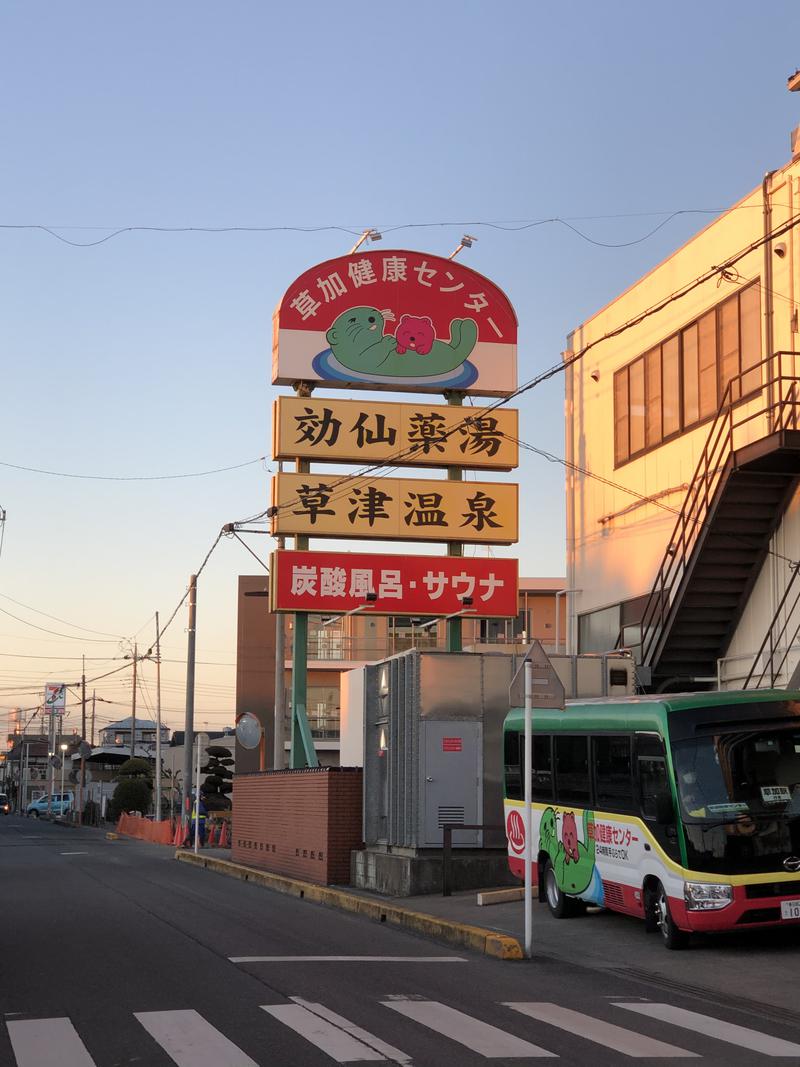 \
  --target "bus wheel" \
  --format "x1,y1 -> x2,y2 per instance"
543,859 -> 577,919
652,881 -> 689,950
